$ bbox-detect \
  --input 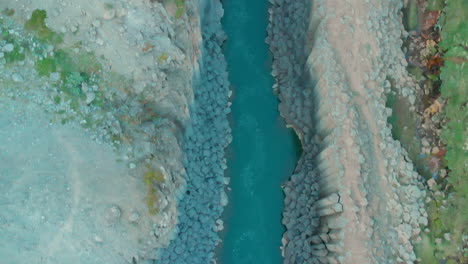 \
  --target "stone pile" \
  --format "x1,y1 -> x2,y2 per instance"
156,0 -> 231,263
267,0 -> 427,263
